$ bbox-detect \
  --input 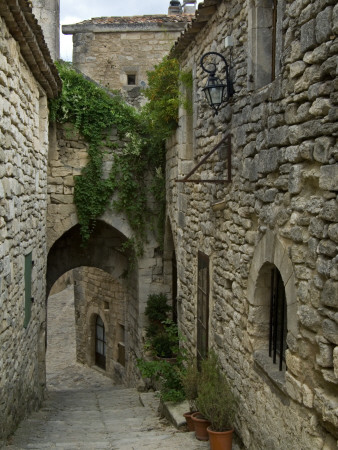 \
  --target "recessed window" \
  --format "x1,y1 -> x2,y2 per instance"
197,252 -> 209,364
269,266 -> 287,371
127,74 -> 136,85
24,252 -> 33,328
248,0 -> 282,89
95,315 -> 106,370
